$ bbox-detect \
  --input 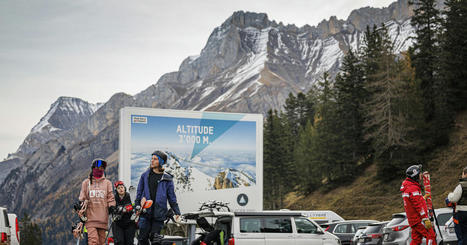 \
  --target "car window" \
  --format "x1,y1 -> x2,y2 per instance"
2,210 -> 9,227
240,218 -> 262,233
354,223 -> 370,229
350,224 -> 356,233
295,217 -> 319,234
387,216 -> 406,226
365,225 -> 382,234
335,224 -> 349,233
263,217 -> 292,233
437,213 -> 452,226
